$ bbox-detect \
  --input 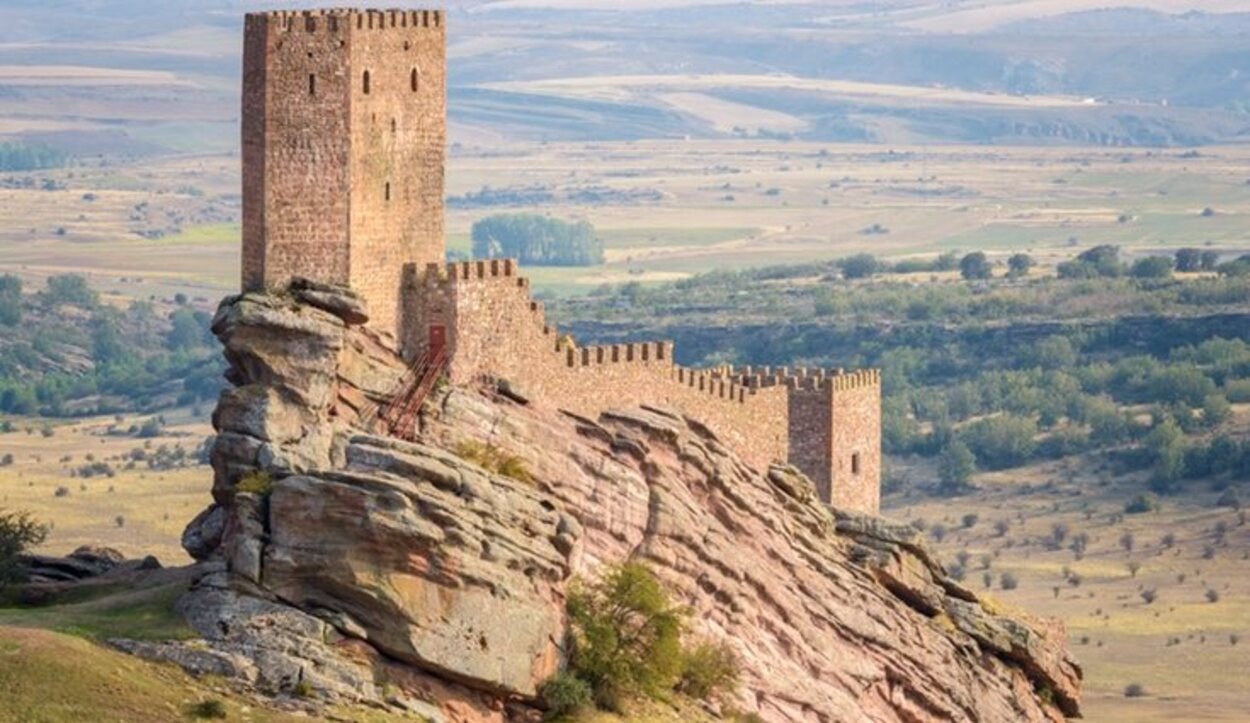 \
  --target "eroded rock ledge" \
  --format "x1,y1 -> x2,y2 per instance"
173,285 -> 1081,722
